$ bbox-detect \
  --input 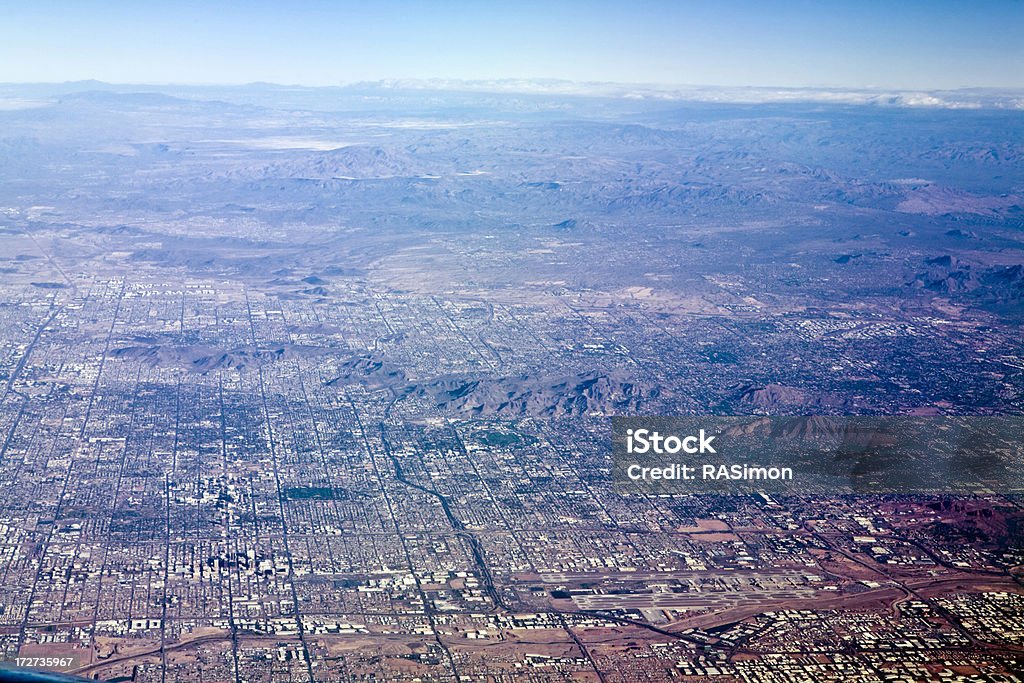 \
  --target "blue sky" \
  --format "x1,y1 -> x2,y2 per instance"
1,1 -> 1021,89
